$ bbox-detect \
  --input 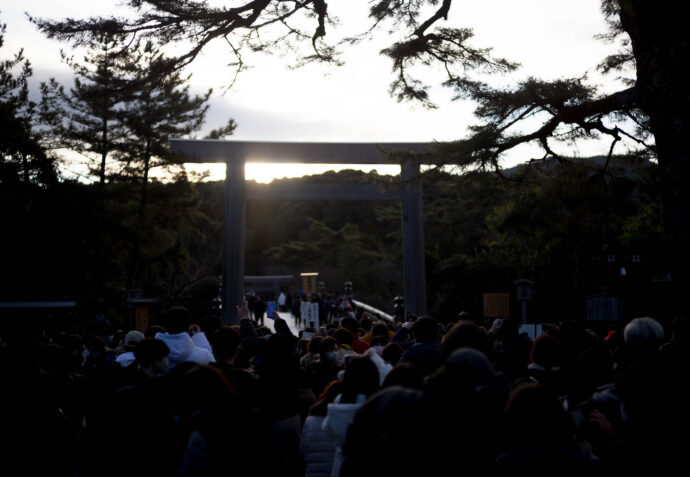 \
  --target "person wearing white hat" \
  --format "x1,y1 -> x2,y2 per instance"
114,330 -> 146,368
